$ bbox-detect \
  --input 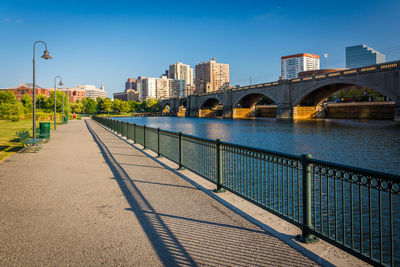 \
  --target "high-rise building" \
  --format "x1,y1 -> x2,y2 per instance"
281,53 -> 320,80
170,79 -> 186,98
137,75 -> 186,101
346,44 -> 386,69
125,78 -> 137,92
195,58 -> 229,94
168,62 -> 194,87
